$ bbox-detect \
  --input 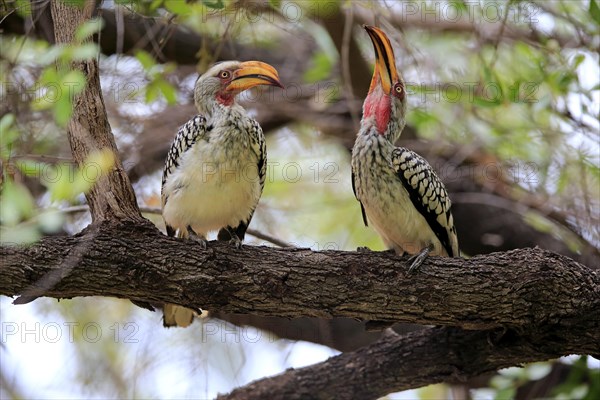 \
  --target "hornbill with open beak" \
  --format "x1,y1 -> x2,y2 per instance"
351,26 -> 459,271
